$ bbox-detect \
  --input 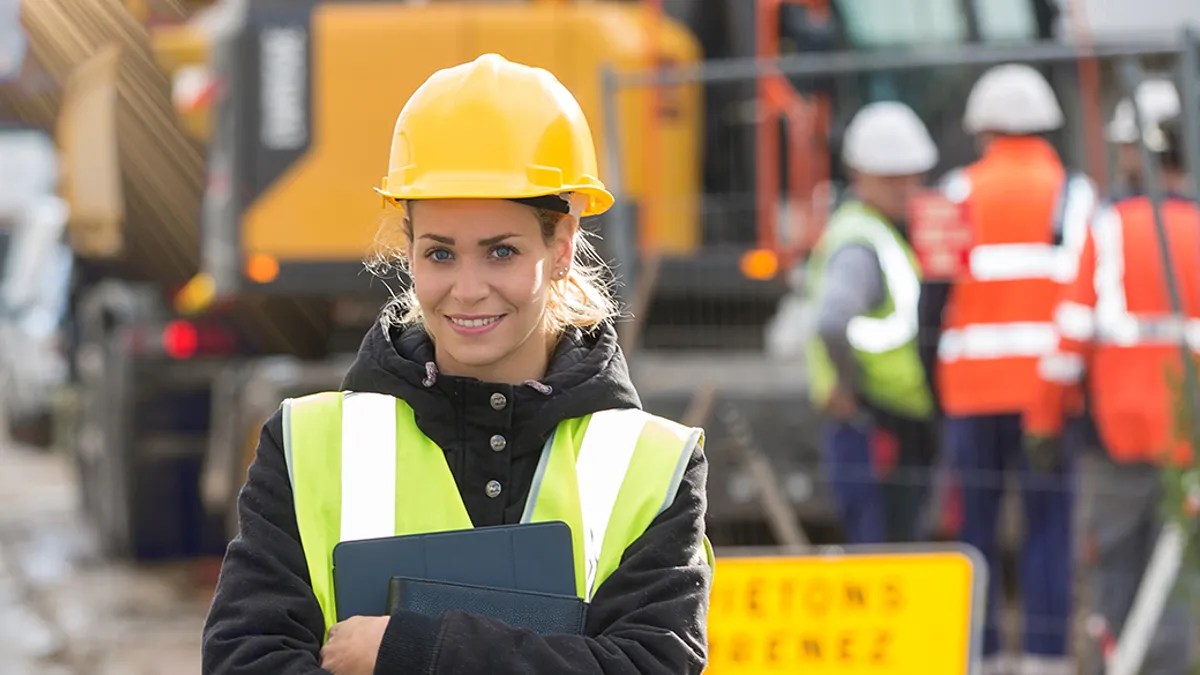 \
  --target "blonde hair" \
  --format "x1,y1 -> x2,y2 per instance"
368,201 -> 621,336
